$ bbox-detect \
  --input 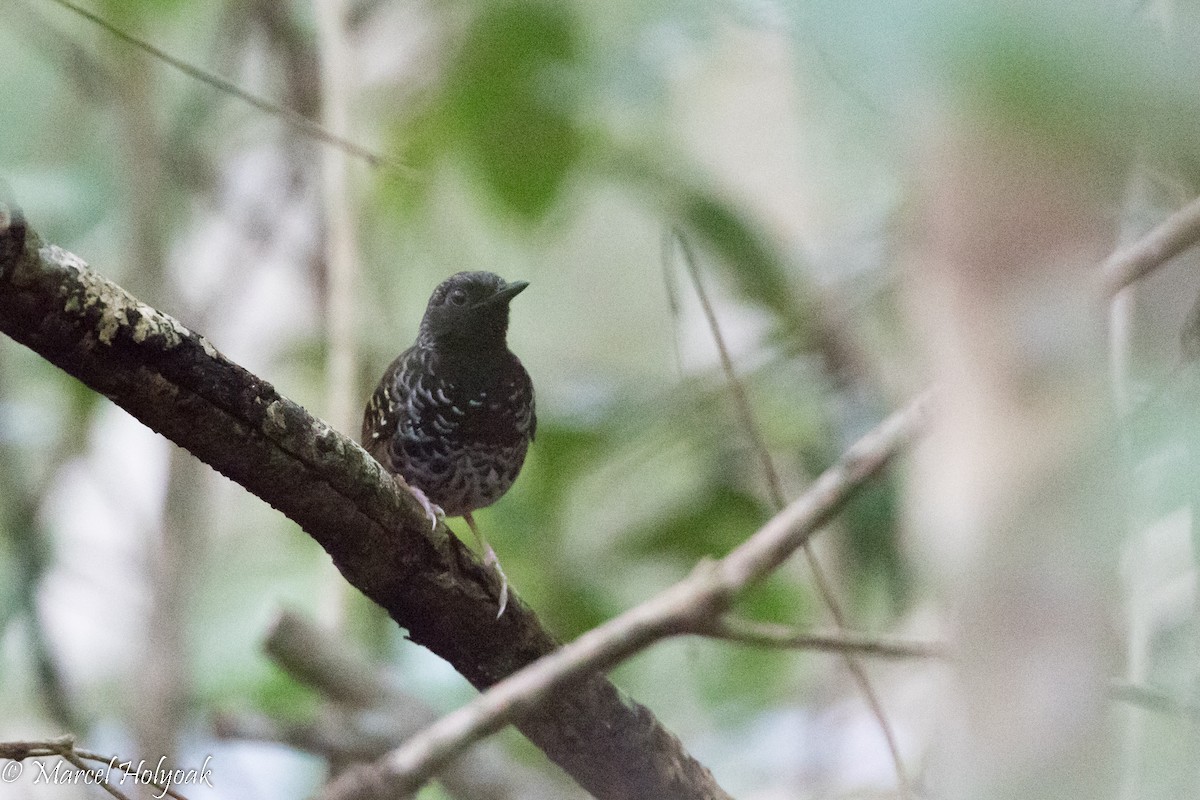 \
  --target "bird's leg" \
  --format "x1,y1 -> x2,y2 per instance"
464,512 -> 509,618
401,480 -> 443,530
